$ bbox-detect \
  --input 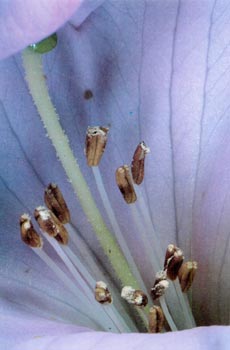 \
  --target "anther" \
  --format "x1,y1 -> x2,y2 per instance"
149,305 -> 164,333
34,206 -> 68,244
178,261 -> 198,292
121,286 -> 148,307
85,126 -> 109,166
164,244 -> 184,281
95,281 -> 113,304
44,183 -> 70,224
54,228 -> 69,245
131,141 -> 150,185
115,165 -> 137,204
20,214 -> 43,248
151,270 -> 169,300
164,244 -> 176,269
